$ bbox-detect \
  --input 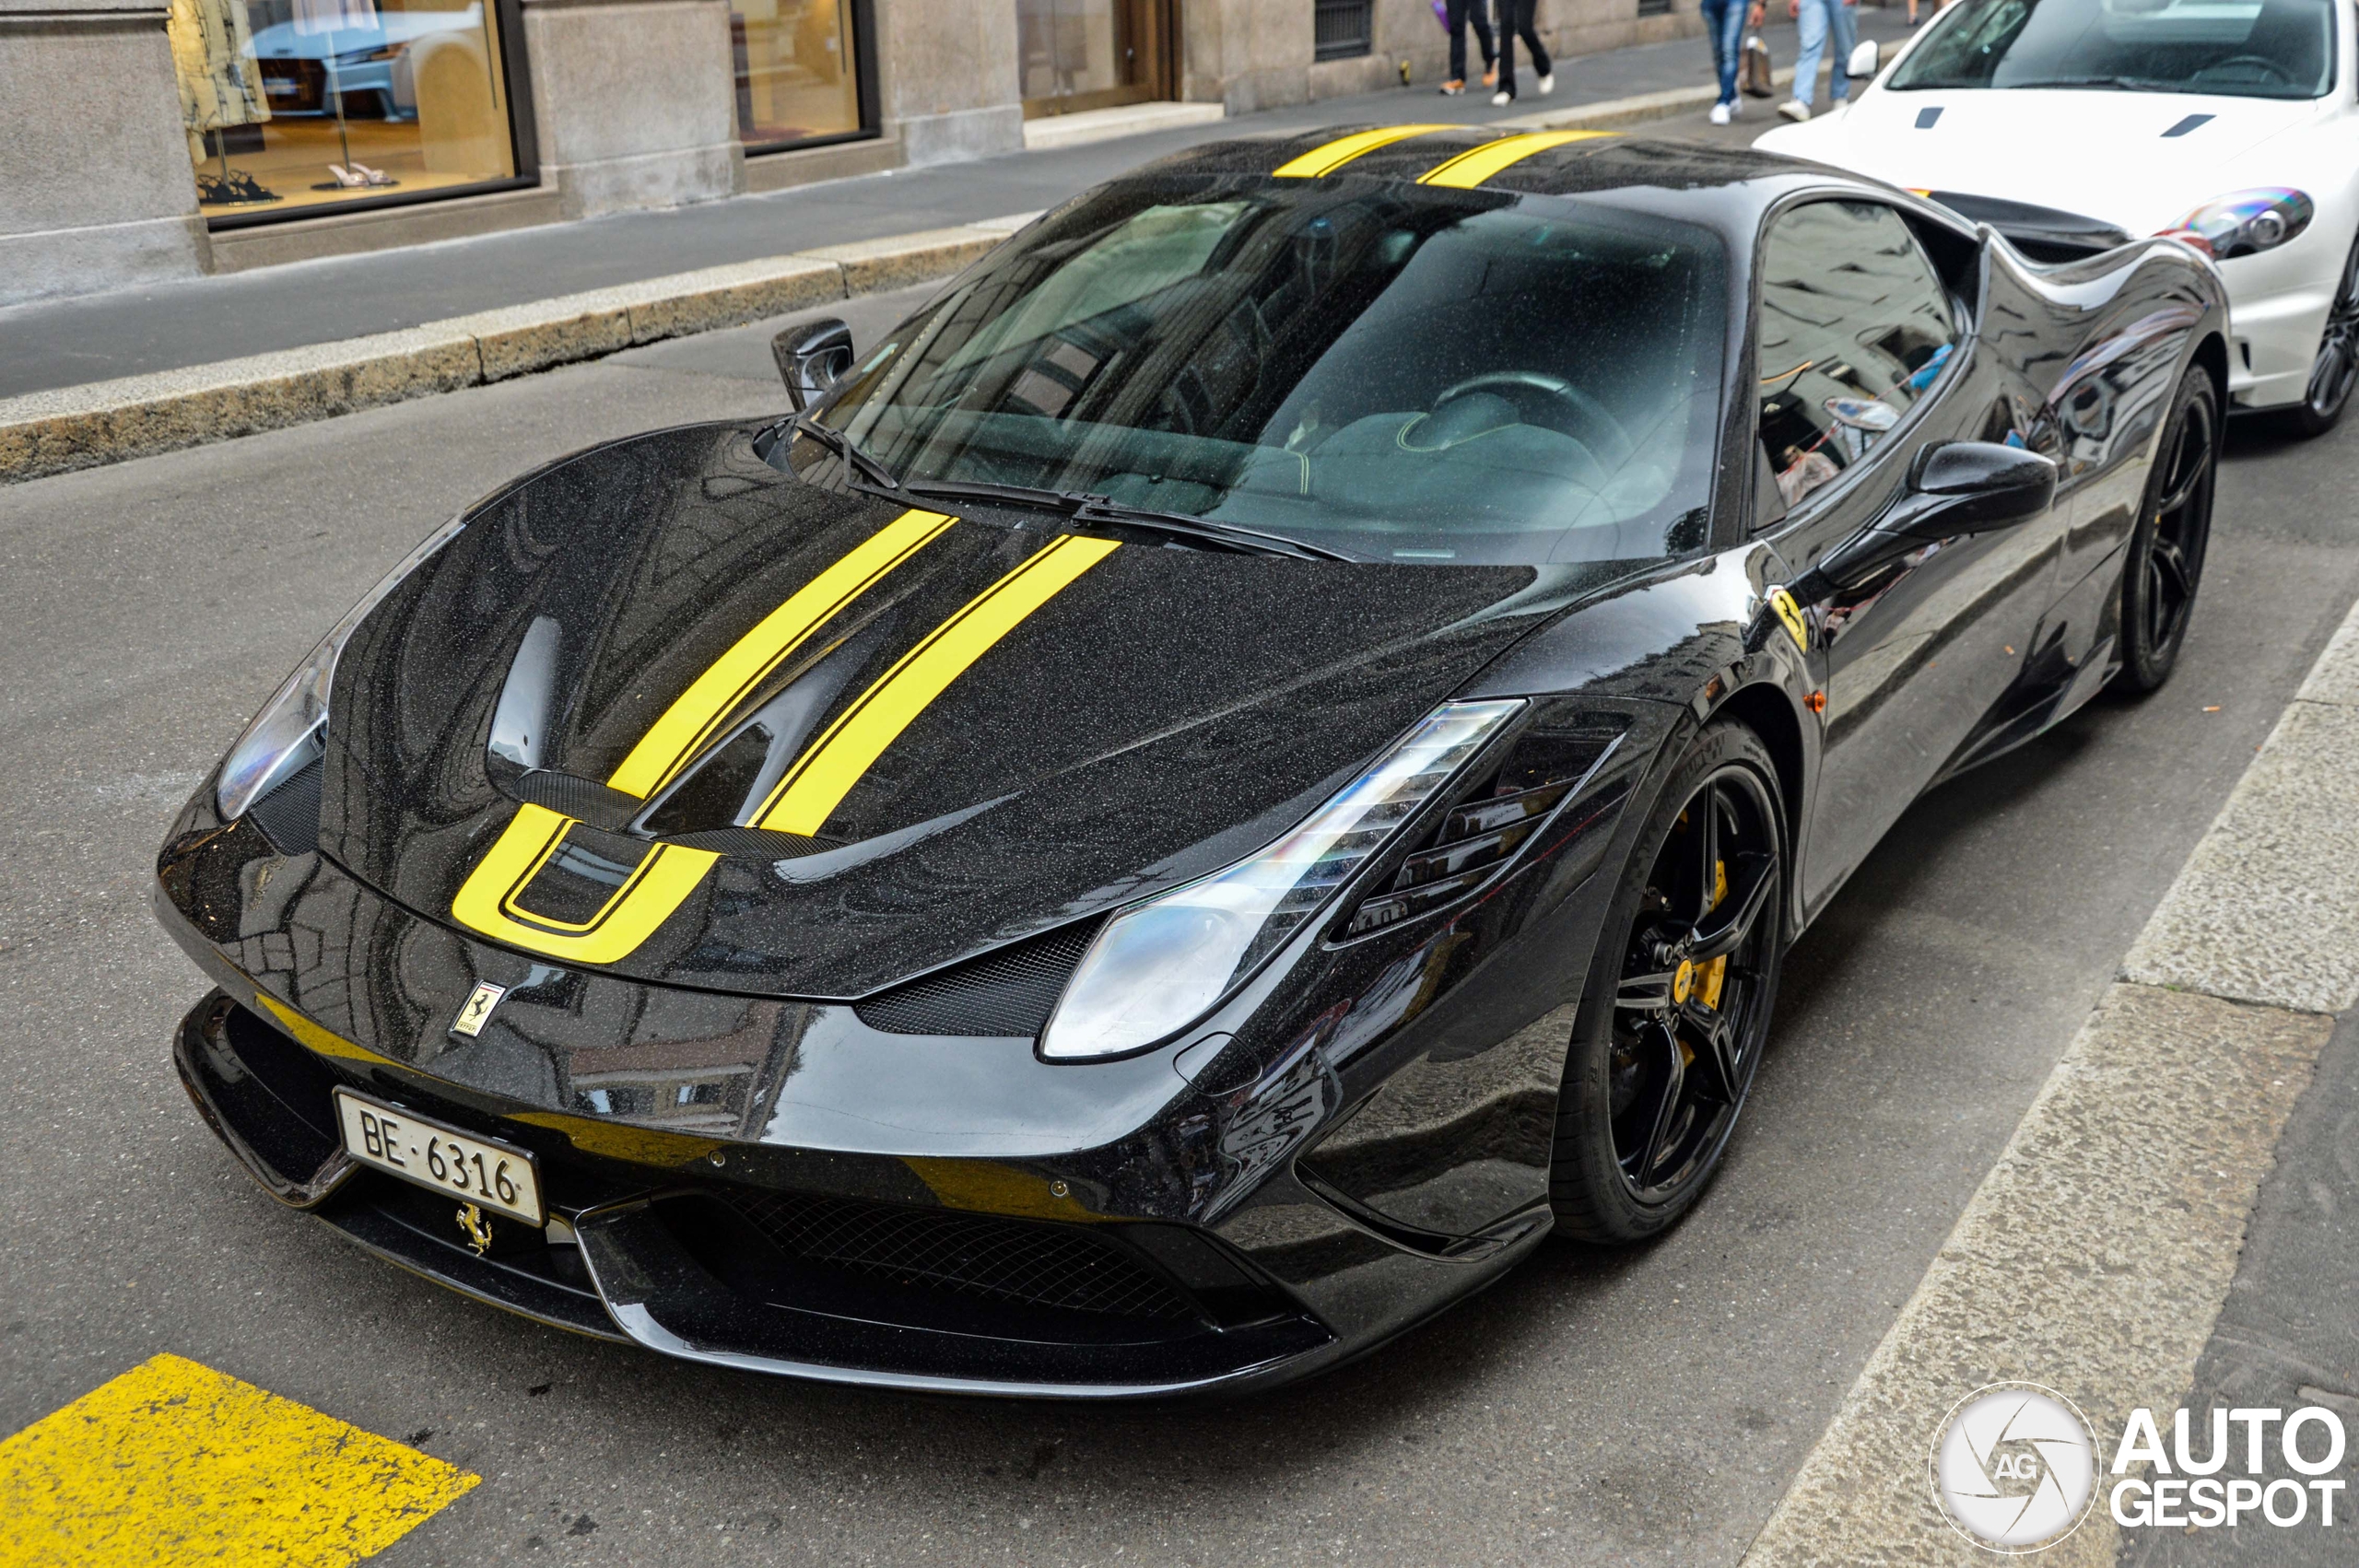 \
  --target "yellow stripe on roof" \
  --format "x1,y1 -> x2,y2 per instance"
754,533 -> 1119,837
1416,130 -> 1614,189
605,508 -> 954,799
1273,124 -> 1460,178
